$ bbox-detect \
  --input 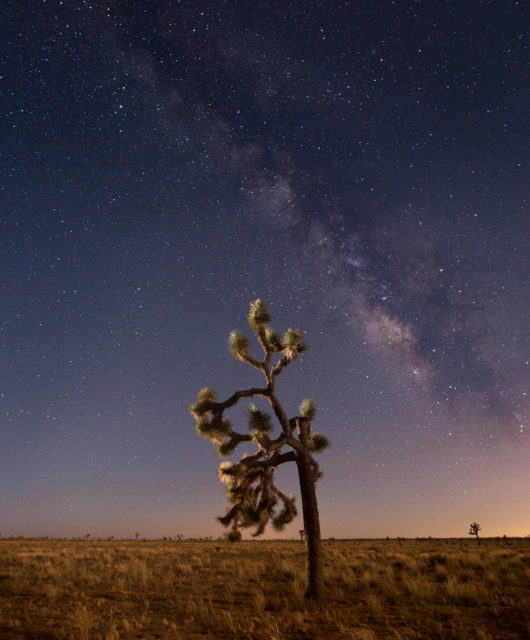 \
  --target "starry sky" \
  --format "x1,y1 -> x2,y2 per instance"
1,0 -> 529,539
